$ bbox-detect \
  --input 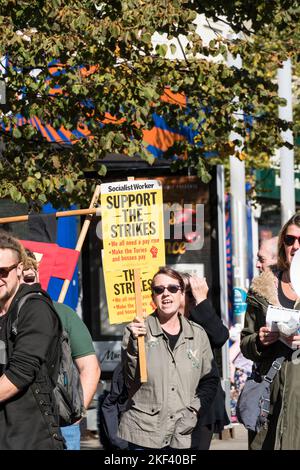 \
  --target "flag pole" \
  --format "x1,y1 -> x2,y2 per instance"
0,207 -> 101,224
57,185 -> 101,303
